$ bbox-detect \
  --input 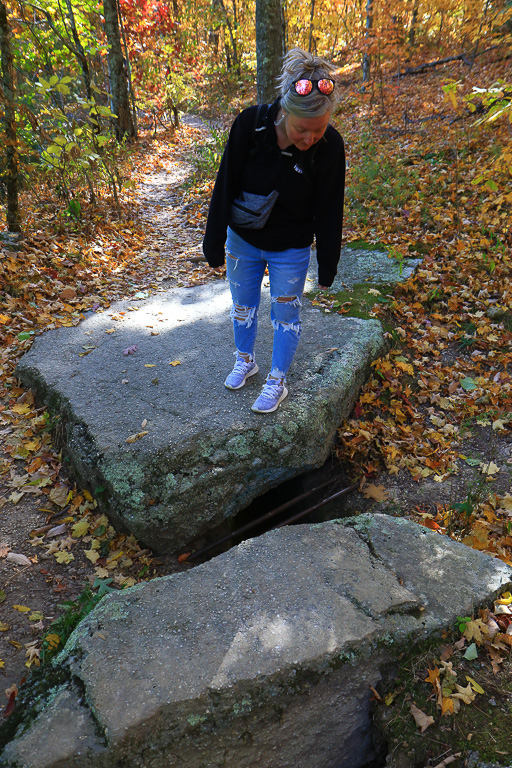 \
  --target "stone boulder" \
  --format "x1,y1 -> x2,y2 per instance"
306,243 -> 422,293
2,514 -> 511,768
16,280 -> 385,552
